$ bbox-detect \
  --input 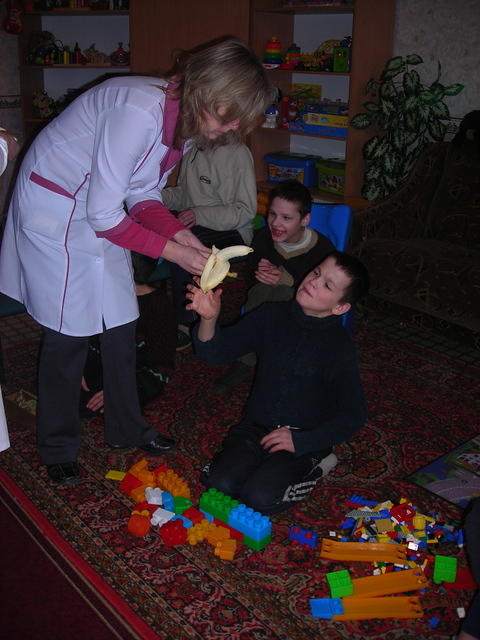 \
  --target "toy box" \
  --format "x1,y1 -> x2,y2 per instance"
264,152 -> 319,186
288,102 -> 348,138
315,159 -> 345,195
